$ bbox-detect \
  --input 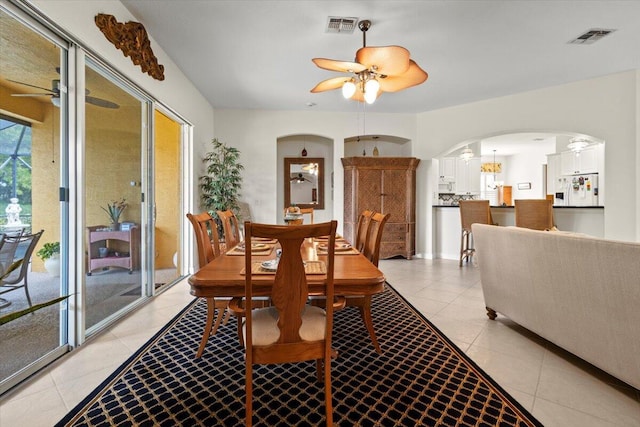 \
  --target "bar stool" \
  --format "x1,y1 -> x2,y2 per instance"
459,200 -> 494,267
514,199 -> 555,230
